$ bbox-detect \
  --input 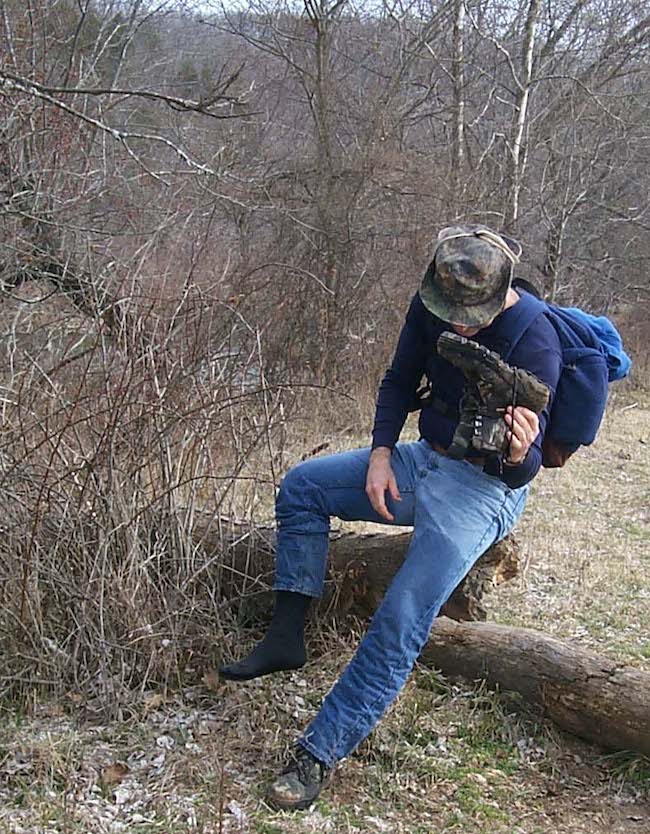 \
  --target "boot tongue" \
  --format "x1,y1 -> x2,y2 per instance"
446,387 -> 478,459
